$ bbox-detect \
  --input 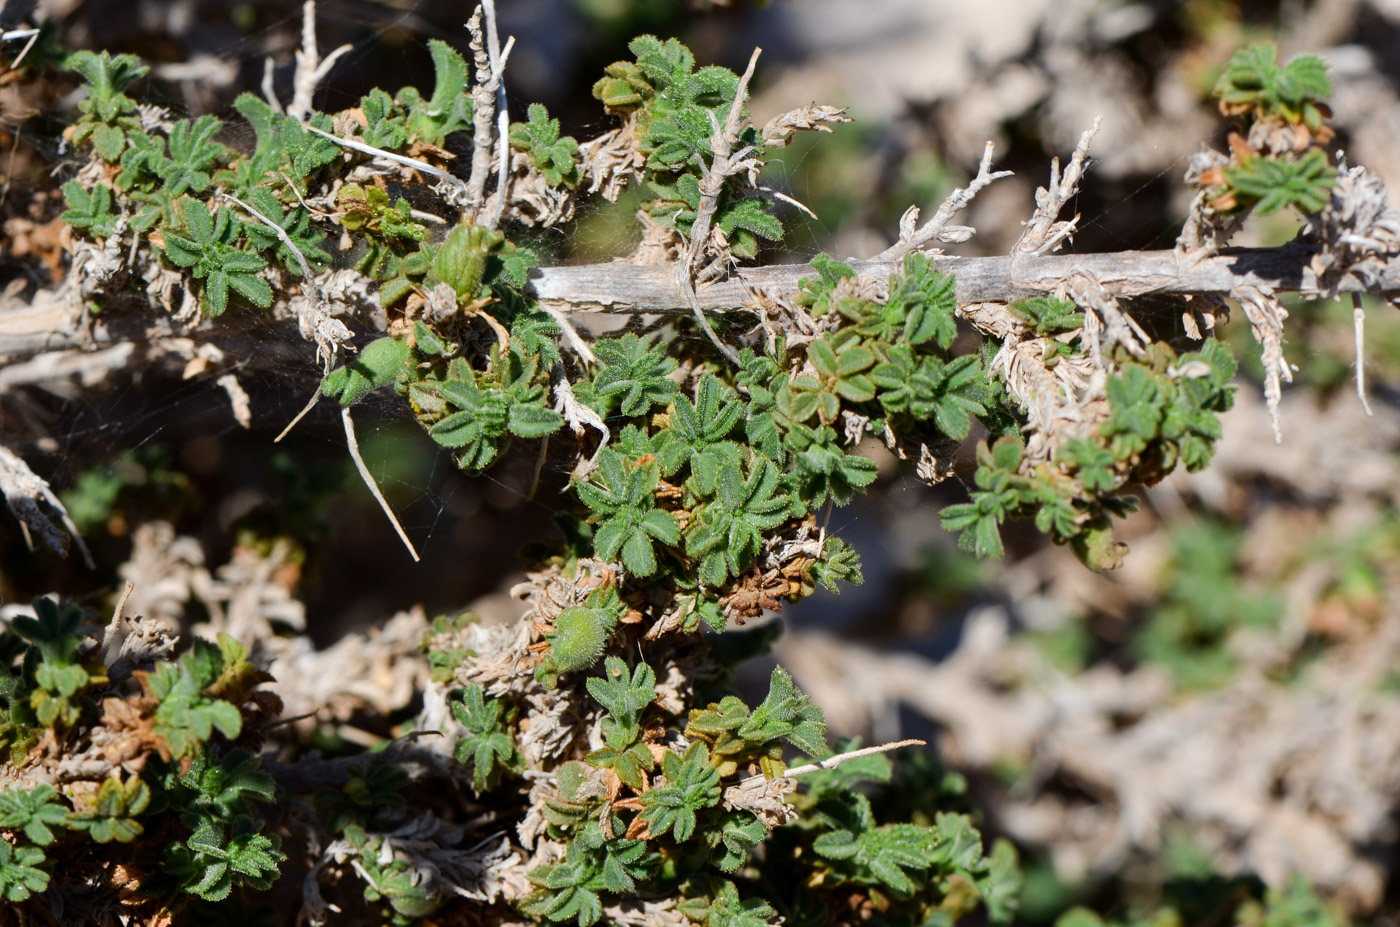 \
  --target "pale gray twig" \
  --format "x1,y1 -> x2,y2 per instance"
302,124 -> 470,202
288,1 -> 352,122
479,0 -> 515,230
876,141 -> 1013,261
676,47 -> 764,366
275,388 -> 323,443
784,738 -> 928,778
218,192 -> 317,282
1354,292 -> 1373,416
1014,117 -> 1102,256
342,408 -> 421,562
